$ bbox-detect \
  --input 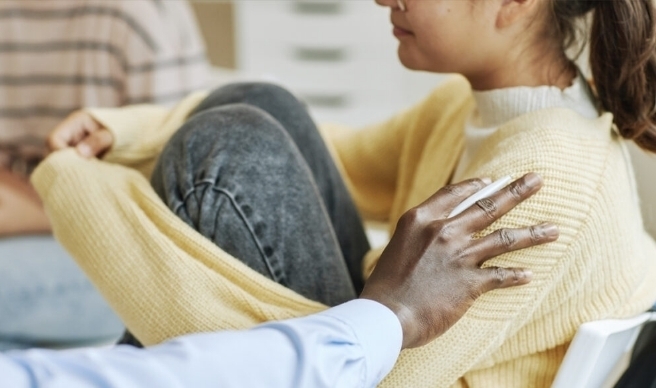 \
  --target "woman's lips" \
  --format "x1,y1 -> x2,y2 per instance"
393,25 -> 413,38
